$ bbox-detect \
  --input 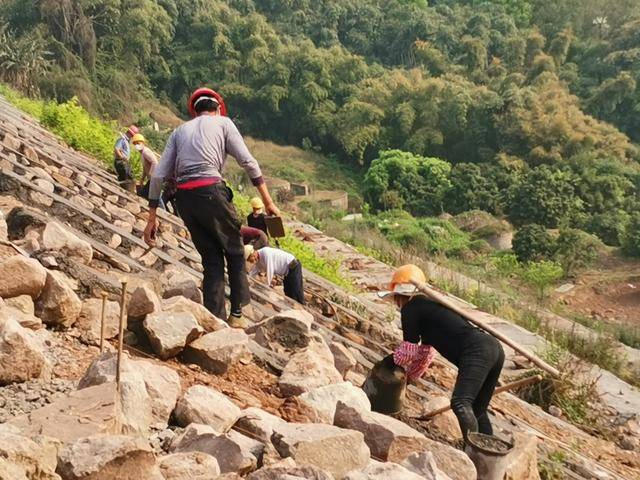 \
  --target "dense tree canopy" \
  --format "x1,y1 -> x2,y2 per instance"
1,0 -> 639,252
